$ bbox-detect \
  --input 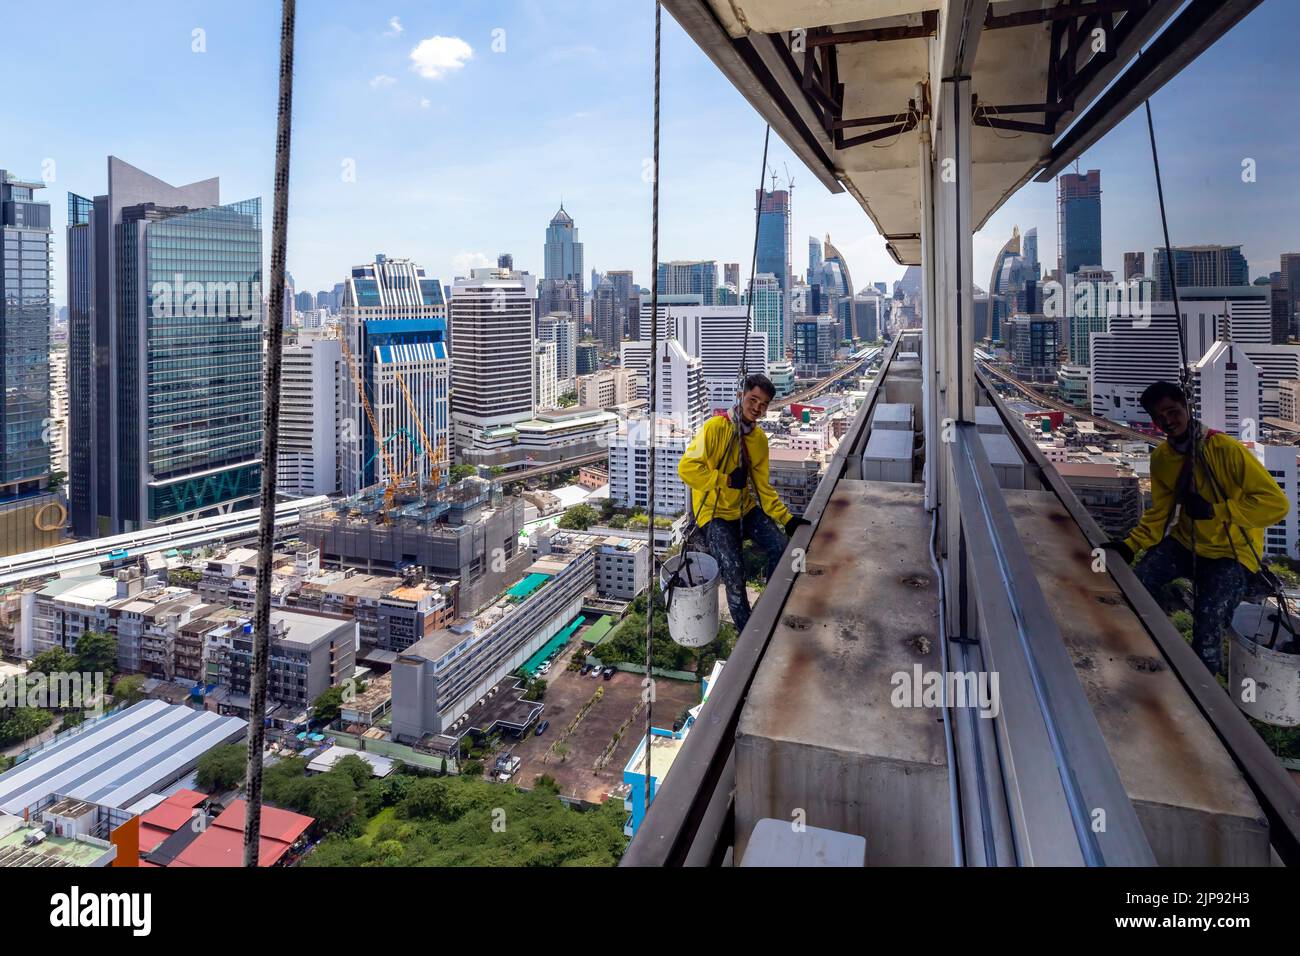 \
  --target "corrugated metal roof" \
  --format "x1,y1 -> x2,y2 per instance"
0,700 -> 246,814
